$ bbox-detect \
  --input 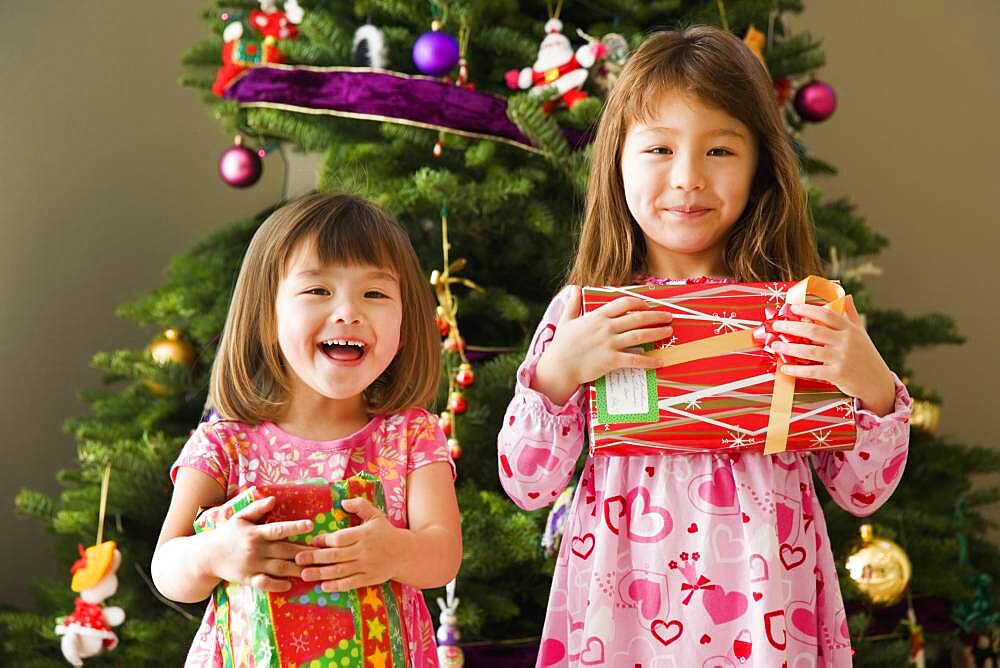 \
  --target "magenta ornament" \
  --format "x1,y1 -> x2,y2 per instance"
793,80 -> 837,123
412,30 -> 460,76
218,141 -> 262,188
